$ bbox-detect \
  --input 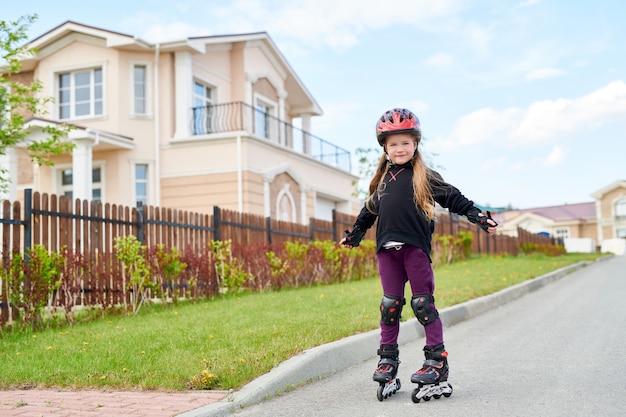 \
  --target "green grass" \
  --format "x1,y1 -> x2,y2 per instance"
0,252 -> 603,391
